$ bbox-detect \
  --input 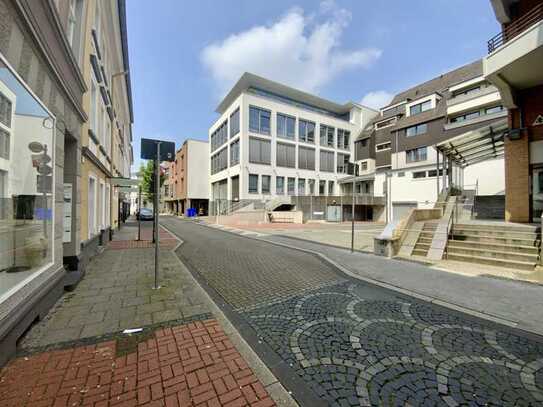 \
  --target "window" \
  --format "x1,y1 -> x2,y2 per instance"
277,113 -> 295,139
428,170 -> 438,177
319,180 -> 326,195
230,108 -> 240,137
320,125 -> 334,147
211,148 -> 228,174
360,161 -> 368,171
211,120 -> 228,151
413,171 -> 427,179
308,179 -> 315,195
230,140 -> 240,166
299,119 -> 315,143
337,153 -> 350,173
375,118 -> 395,129
276,176 -> 285,195
409,100 -> 432,115
276,142 -> 296,168
249,106 -> 271,135
249,137 -> 271,165
287,177 -> 295,195
0,129 -> 9,159
249,174 -> 258,194
406,147 -> 427,163
451,110 -> 480,123
298,146 -> 315,170
0,59 -> 55,295
485,105 -> 504,115
406,123 -> 428,137
328,181 -> 334,195
298,178 -> 306,195
320,150 -> 334,172
337,129 -> 350,149
262,175 -> 271,194
453,86 -> 481,98
0,91 -> 12,128
376,142 -> 391,151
